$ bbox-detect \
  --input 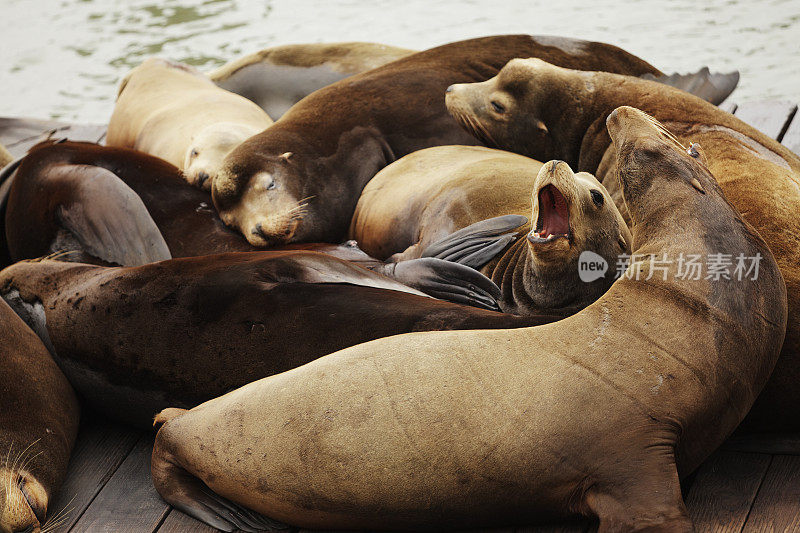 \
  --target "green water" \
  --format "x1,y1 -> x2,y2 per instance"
1,0 -> 798,123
